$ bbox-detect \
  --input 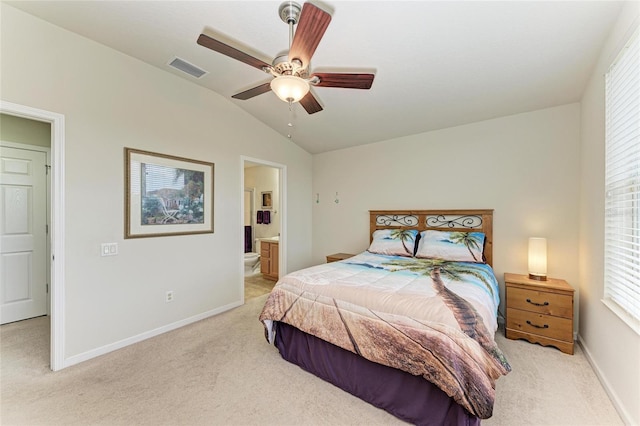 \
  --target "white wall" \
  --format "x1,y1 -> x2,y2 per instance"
579,2 -> 640,425
313,104 -> 581,320
0,5 -> 312,362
